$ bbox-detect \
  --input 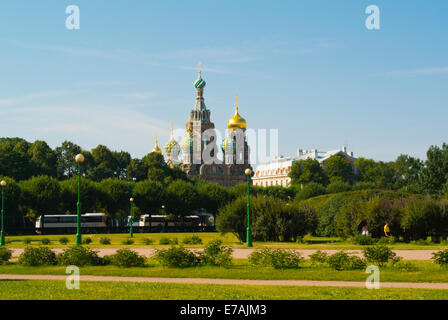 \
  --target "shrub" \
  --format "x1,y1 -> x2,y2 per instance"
392,260 -> 418,272
352,182 -> 376,191
295,183 -> 326,201
309,250 -> 329,267
159,237 -> 177,245
141,238 -> 154,245
59,237 -> 70,245
121,239 -> 134,245
363,244 -> 397,267
326,180 -> 352,194
433,249 -> 448,268
0,247 -> 12,264
23,238 -> 32,245
18,247 -> 57,266
352,235 -> 376,246
297,234 -> 314,244
154,246 -> 201,268
248,248 -> 303,269
41,238 -> 51,245
110,249 -> 145,268
99,237 -> 111,245
159,237 -> 170,245
82,237 -> 92,245
410,237 -> 434,246
182,235 -> 203,245
201,239 -> 233,267
377,236 -> 396,245
57,246 -> 102,266
327,251 -> 366,271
